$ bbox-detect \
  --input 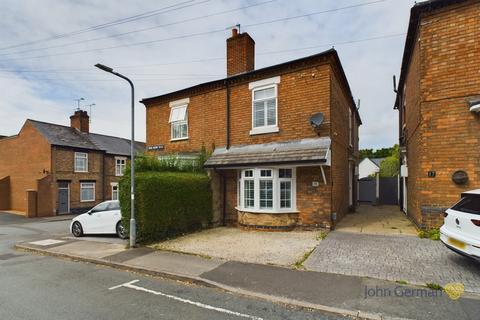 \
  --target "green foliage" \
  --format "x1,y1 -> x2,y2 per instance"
379,144 -> 399,177
360,146 -> 396,160
418,229 -> 440,241
426,283 -> 443,291
119,171 -> 212,244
